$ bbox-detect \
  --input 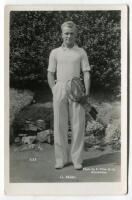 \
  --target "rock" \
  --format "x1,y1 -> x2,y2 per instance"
23,121 -> 37,131
27,123 -> 38,132
22,136 -> 36,144
21,121 -> 38,135
36,129 -> 53,144
93,146 -> 105,151
18,133 -> 28,137
36,119 -> 46,130
14,137 -> 21,144
104,122 -> 120,144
